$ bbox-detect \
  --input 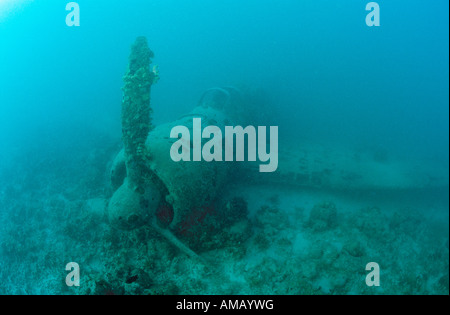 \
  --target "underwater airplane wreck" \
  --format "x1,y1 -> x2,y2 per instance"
107,36 -> 449,262
108,36 -> 265,259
